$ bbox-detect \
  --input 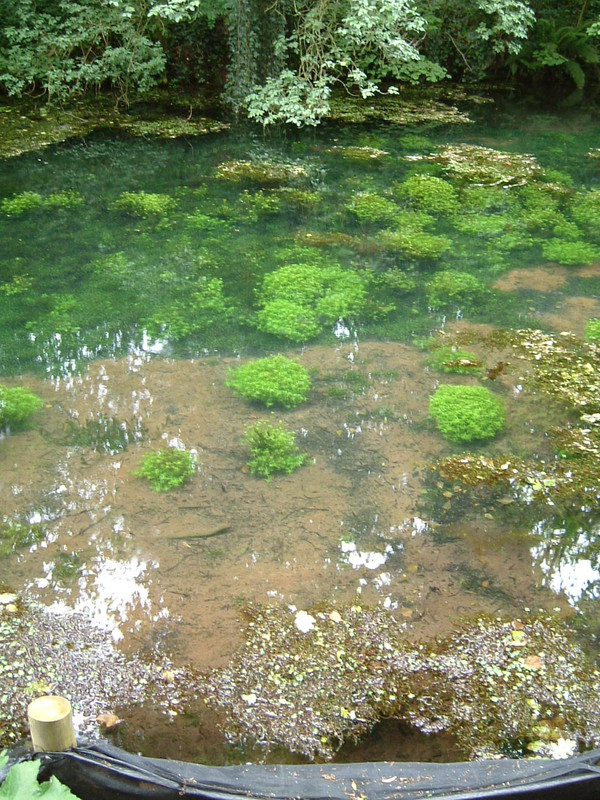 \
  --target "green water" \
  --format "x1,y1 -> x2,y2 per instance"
2,94 -> 600,759
1,98 -> 599,376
